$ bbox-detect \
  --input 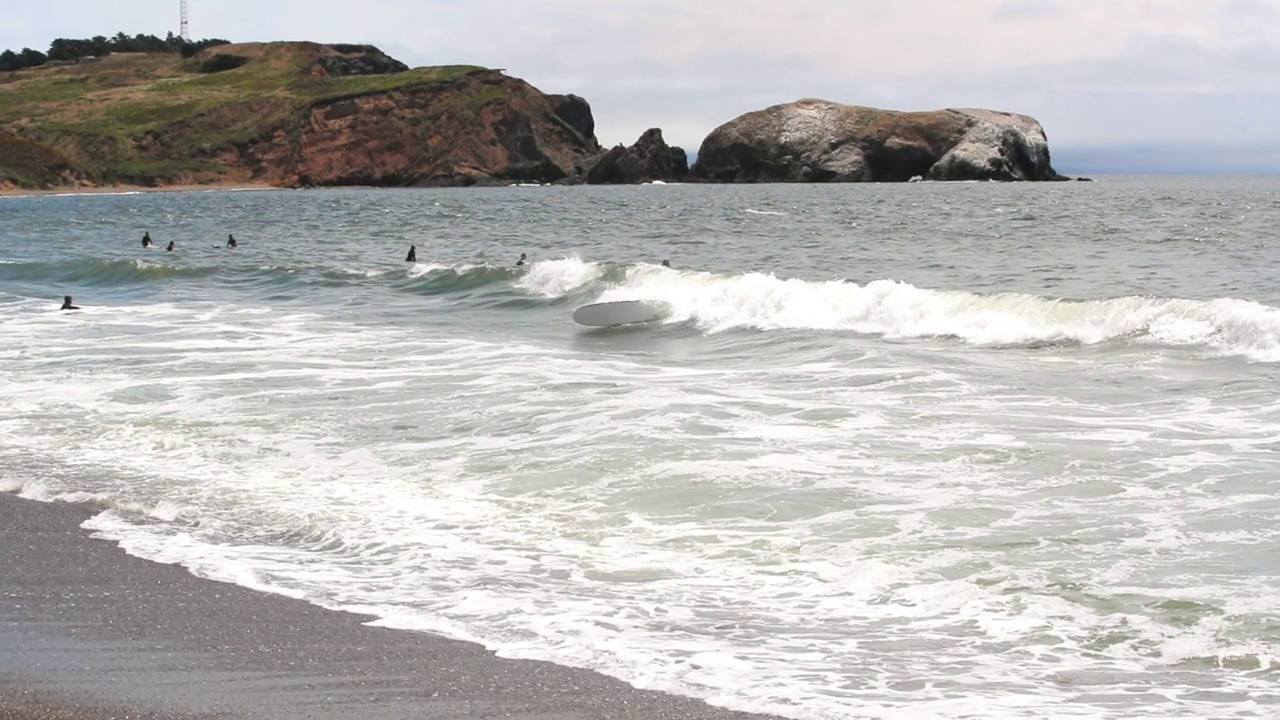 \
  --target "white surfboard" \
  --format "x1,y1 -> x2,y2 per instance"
573,300 -> 672,327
